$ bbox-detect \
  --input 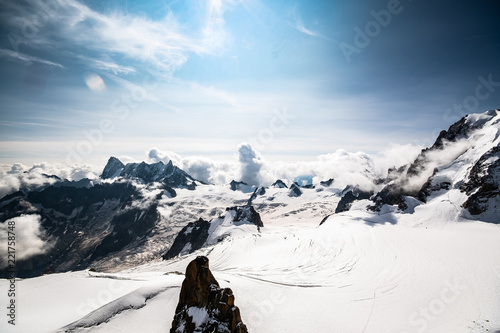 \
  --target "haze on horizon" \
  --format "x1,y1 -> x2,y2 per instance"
0,0 -> 499,168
